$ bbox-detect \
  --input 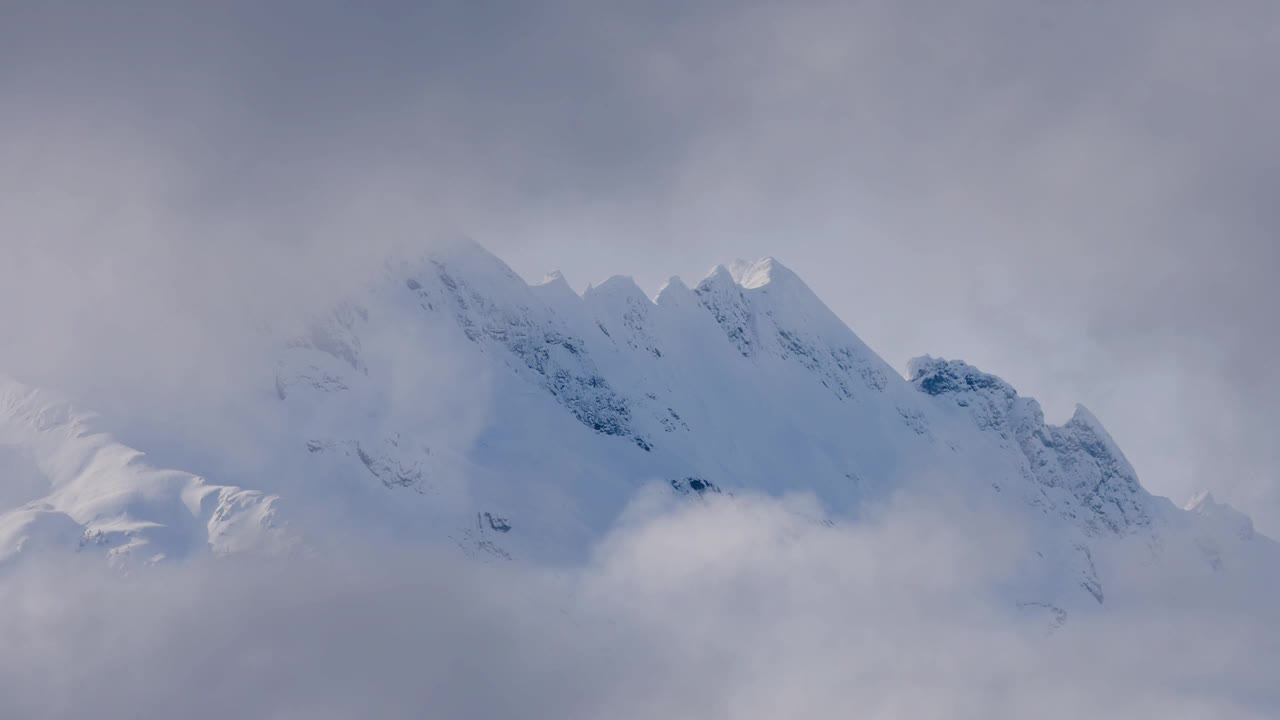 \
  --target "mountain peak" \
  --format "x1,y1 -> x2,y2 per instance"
732,256 -> 800,290
1185,490 -> 1219,512
584,275 -> 648,304
423,237 -> 525,285
532,269 -> 580,305
654,275 -> 691,305
697,264 -> 737,292
1065,404 -> 1116,445
1185,490 -> 1257,541
539,269 -> 567,285
535,269 -> 575,293
14,240 -> 1270,596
